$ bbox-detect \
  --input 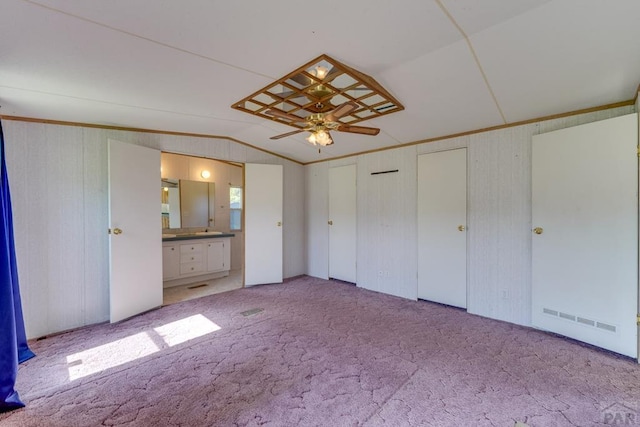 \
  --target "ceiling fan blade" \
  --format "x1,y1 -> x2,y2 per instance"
273,90 -> 309,101
270,129 -> 305,140
336,124 -> 380,136
265,109 -> 307,123
324,101 -> 359,122
323,66 -> 341,82
289,73 -> 313,87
